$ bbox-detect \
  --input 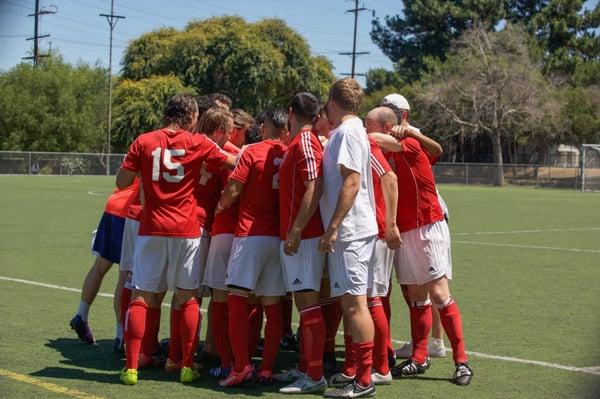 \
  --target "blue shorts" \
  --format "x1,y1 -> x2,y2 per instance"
92,212 -> 126,264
